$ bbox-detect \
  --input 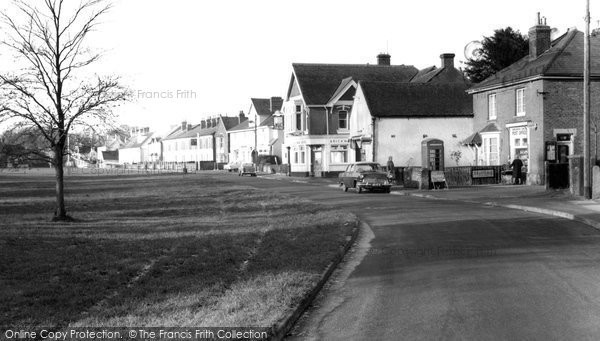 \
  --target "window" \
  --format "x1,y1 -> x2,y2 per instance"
219,137 -> 224,149
300,151 -> 305,163
294,152 -> 298,164
295,105 -> 302,131
338,110 -> 348,129
330,145 -> 348,163
482,135 -> 499,165
190,139 -> 197,147
516,88 -> 526,116
488,94 -> 497,120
